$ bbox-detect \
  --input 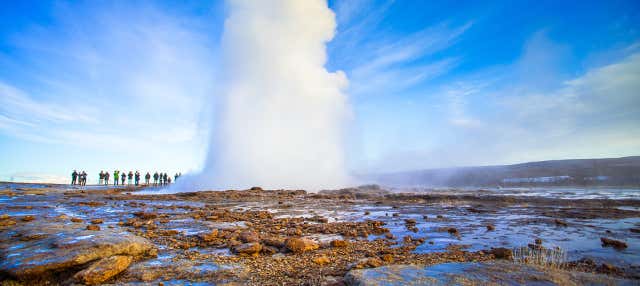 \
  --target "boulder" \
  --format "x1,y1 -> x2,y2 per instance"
233,242 -> 262,256
239,230 -> 260,243
352,257 -> 383,269
0,224 -> 155,279
330,239 -> 348,248
74,255 -> 133,285
285,237 -> 319,253
489,247 -> 513,260
313,256 -> 330,265
600,237 -> 627,250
